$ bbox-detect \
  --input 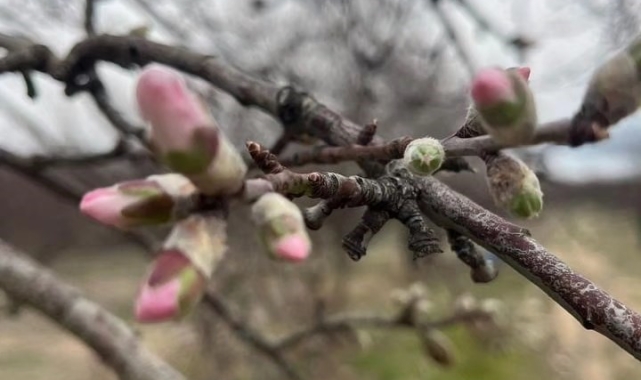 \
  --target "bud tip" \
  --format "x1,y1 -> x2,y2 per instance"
471,68 -> 514,107
134,279 -> 180,322
79,188 -> 126,228
275,235 -> 311,262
